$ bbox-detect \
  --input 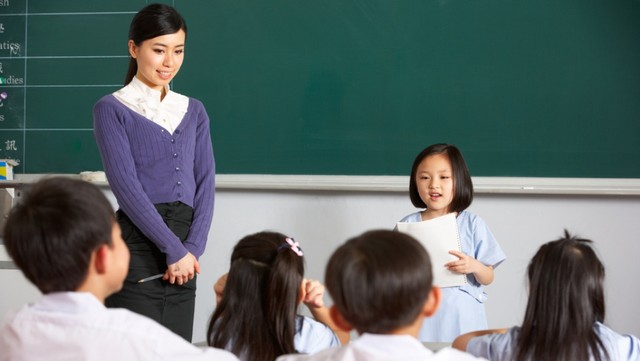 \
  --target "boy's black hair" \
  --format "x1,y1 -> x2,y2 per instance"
325,230 -> 432,334
3,177 -> 115,293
